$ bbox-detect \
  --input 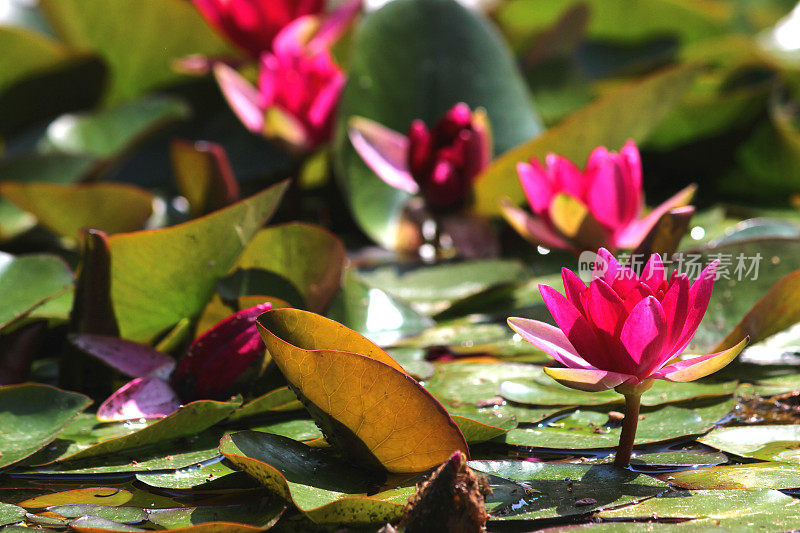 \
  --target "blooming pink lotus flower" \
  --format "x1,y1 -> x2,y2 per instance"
507,249 -> 747,467
193,0 -> 326,57
508,249 -> 747,393
502,141 -> 695,253
349,103 -> 492,211
213,3 -> 360,151
71,303 -> 271,421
